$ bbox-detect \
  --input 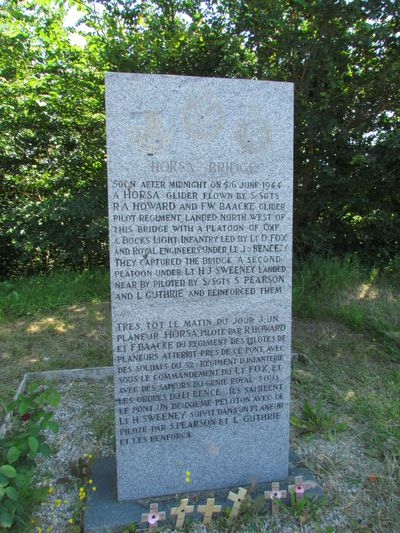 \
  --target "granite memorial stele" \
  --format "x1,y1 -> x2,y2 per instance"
105,73 -> 294,501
